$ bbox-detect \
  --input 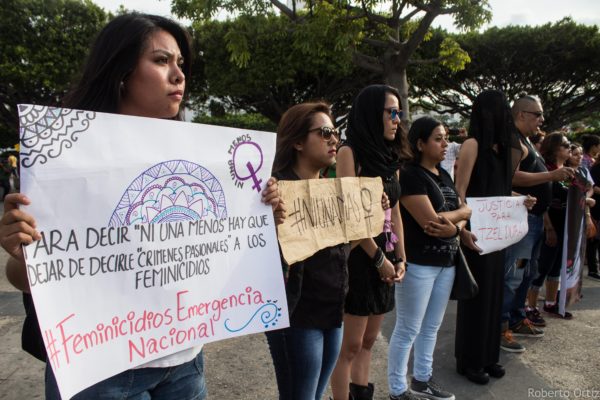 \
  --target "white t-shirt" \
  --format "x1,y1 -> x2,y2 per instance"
136,345 -> 203,369
440,142 -> 461,181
